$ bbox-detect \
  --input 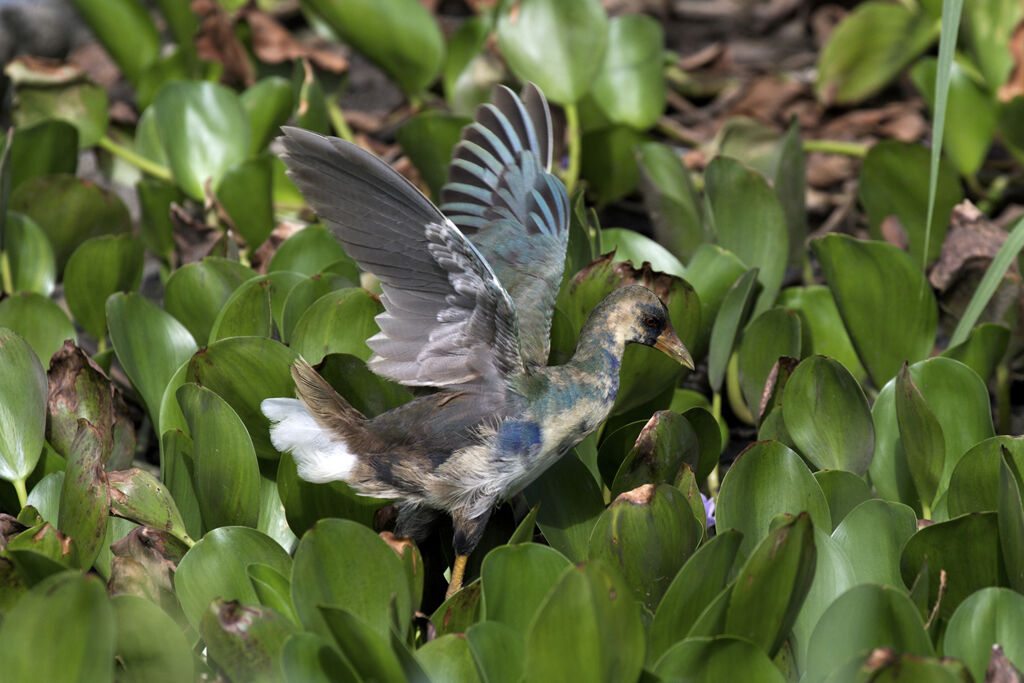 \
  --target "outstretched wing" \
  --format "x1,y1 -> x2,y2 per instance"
440,84 -> 570,368
279,127 -> 523,390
